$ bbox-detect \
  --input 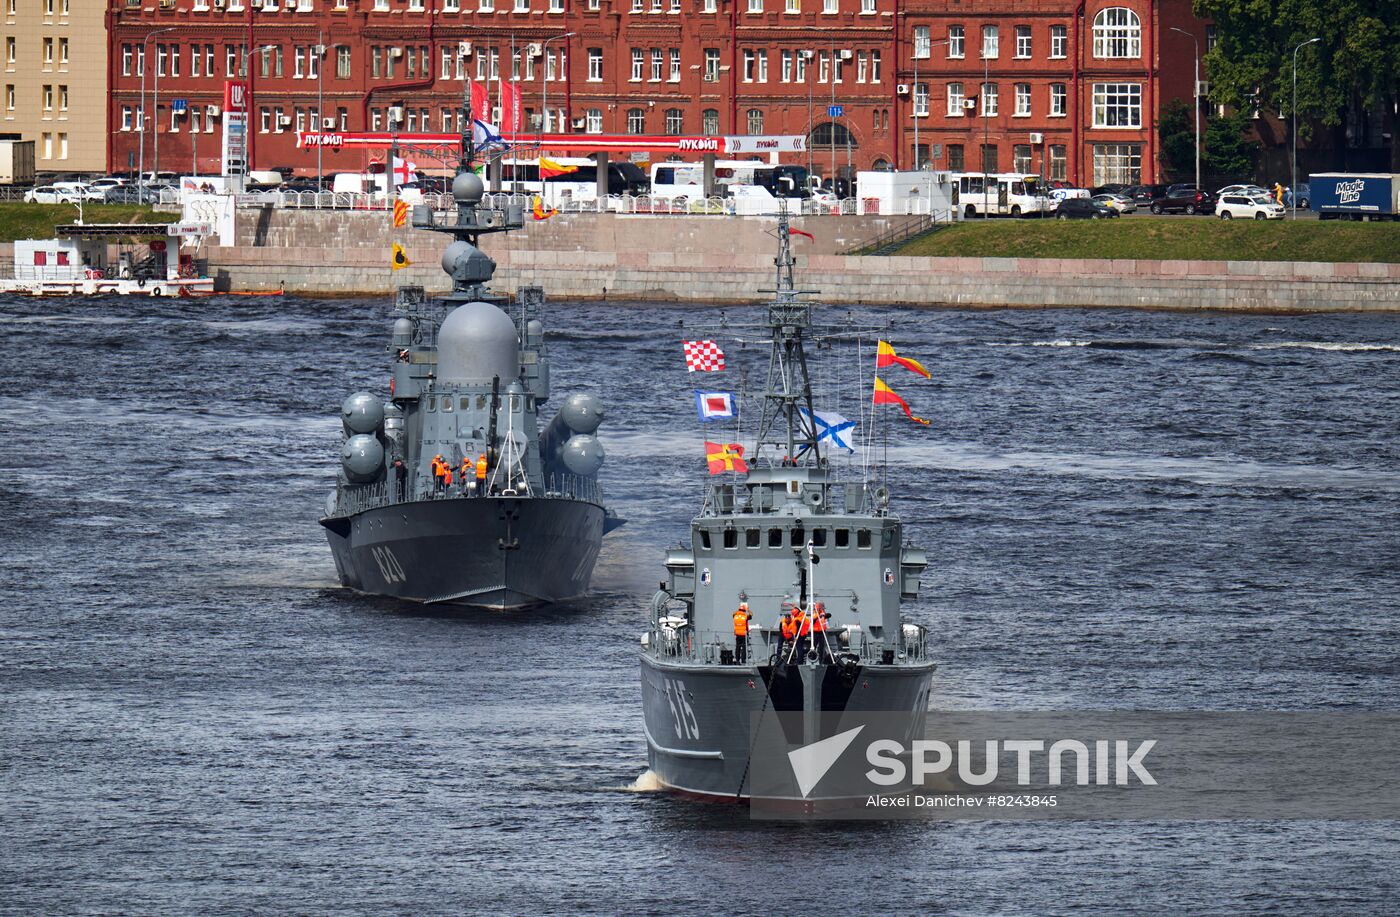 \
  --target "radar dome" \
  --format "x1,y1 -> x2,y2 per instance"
341,434 -> 384,483
391,317 -> 413,346
561,434 -> 605,476
341,392 -> 384,434
560,392 -> 604,434
437,301 -> 519,386
452,170 -> 485,202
